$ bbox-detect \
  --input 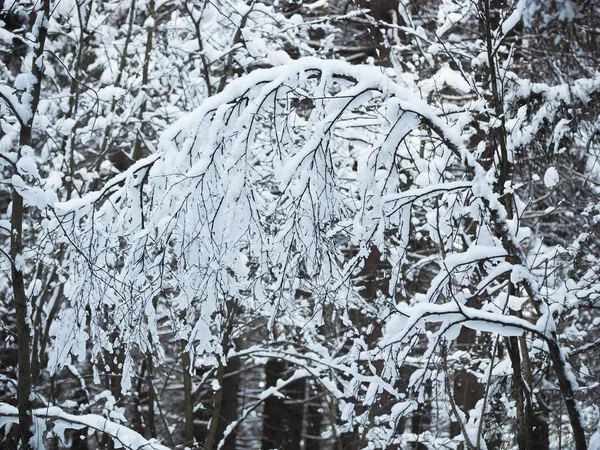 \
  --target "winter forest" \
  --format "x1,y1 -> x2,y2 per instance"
1,0 -> 600,449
